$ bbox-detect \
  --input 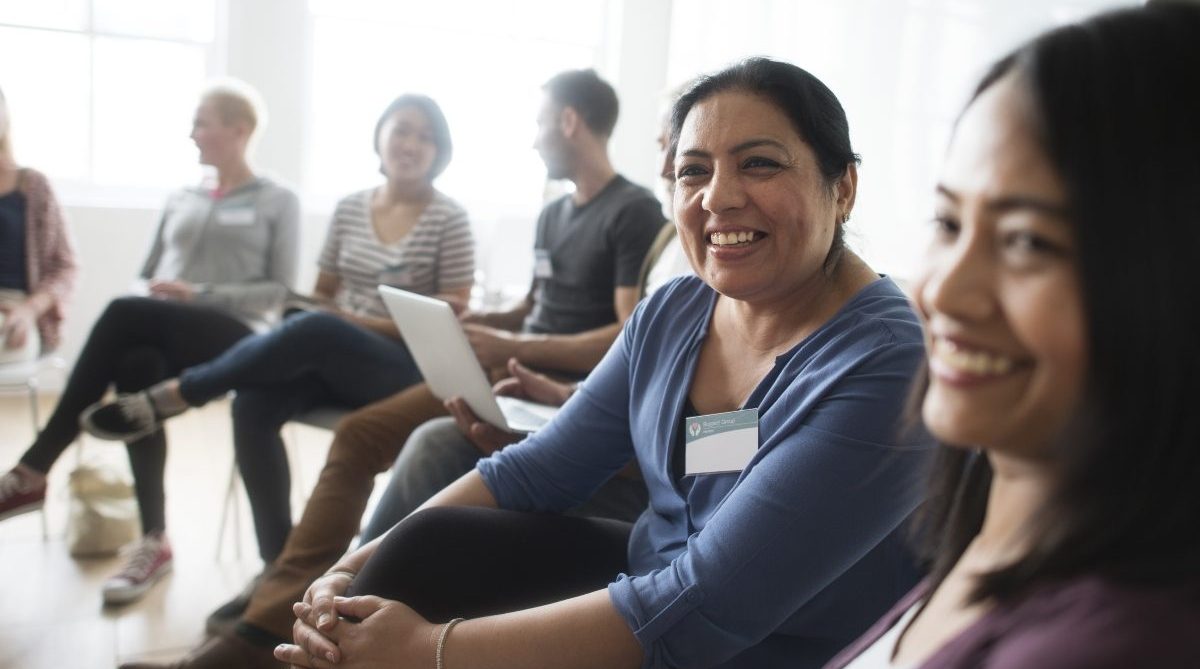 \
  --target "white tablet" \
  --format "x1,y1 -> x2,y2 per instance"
378,285 -> 559,433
